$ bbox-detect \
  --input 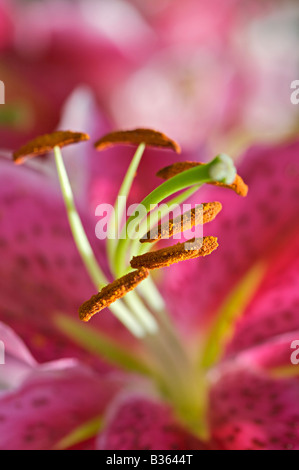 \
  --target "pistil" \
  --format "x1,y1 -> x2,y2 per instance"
157,160 -> 248,197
